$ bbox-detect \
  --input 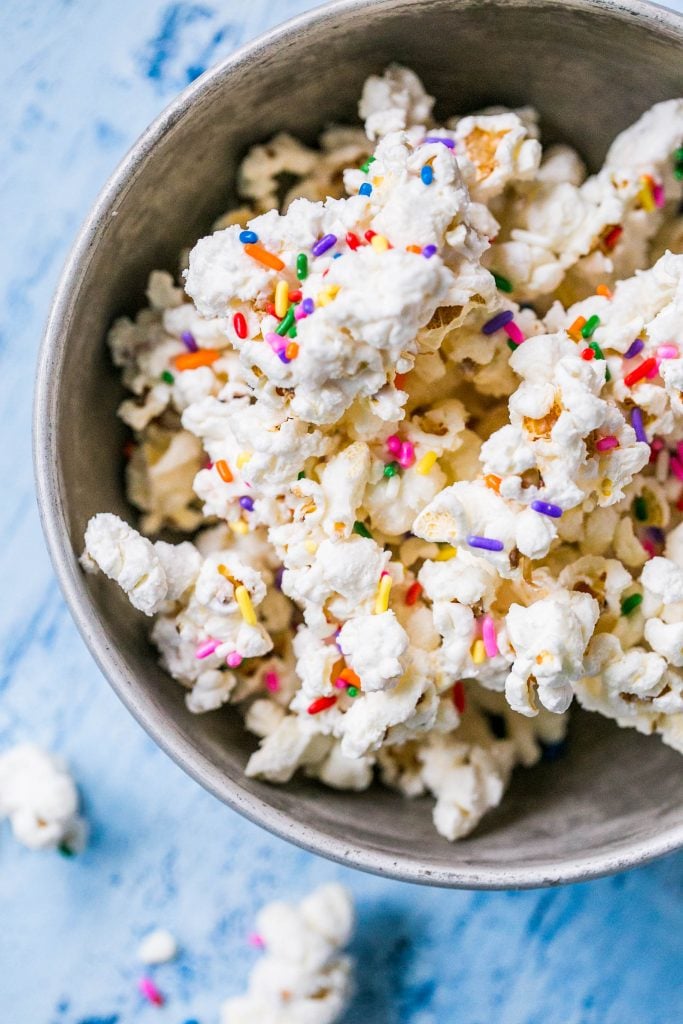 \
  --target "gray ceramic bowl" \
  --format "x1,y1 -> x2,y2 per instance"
35,0 -> 683,888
